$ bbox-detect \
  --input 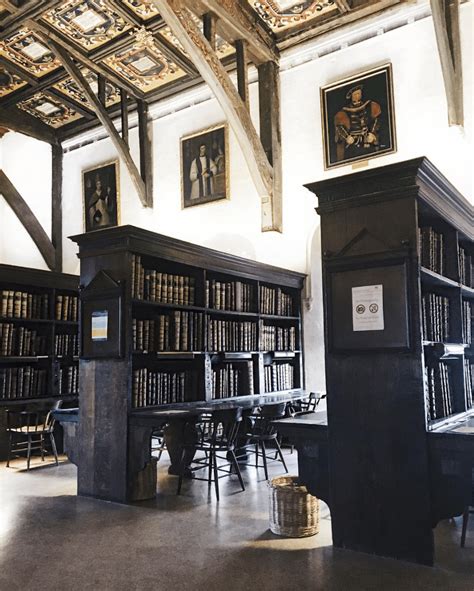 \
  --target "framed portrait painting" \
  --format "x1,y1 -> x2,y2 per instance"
321,64 -> 397,170
181,124 -> 229,208
82,160 -> 120,232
